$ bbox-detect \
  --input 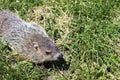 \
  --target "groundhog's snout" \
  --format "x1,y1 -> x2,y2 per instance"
56,53 -> 63,60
